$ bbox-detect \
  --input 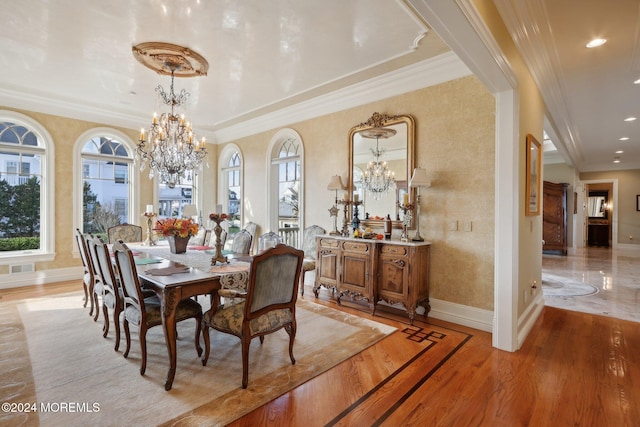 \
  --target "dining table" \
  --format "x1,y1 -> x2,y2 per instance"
124,241 -> 250,390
